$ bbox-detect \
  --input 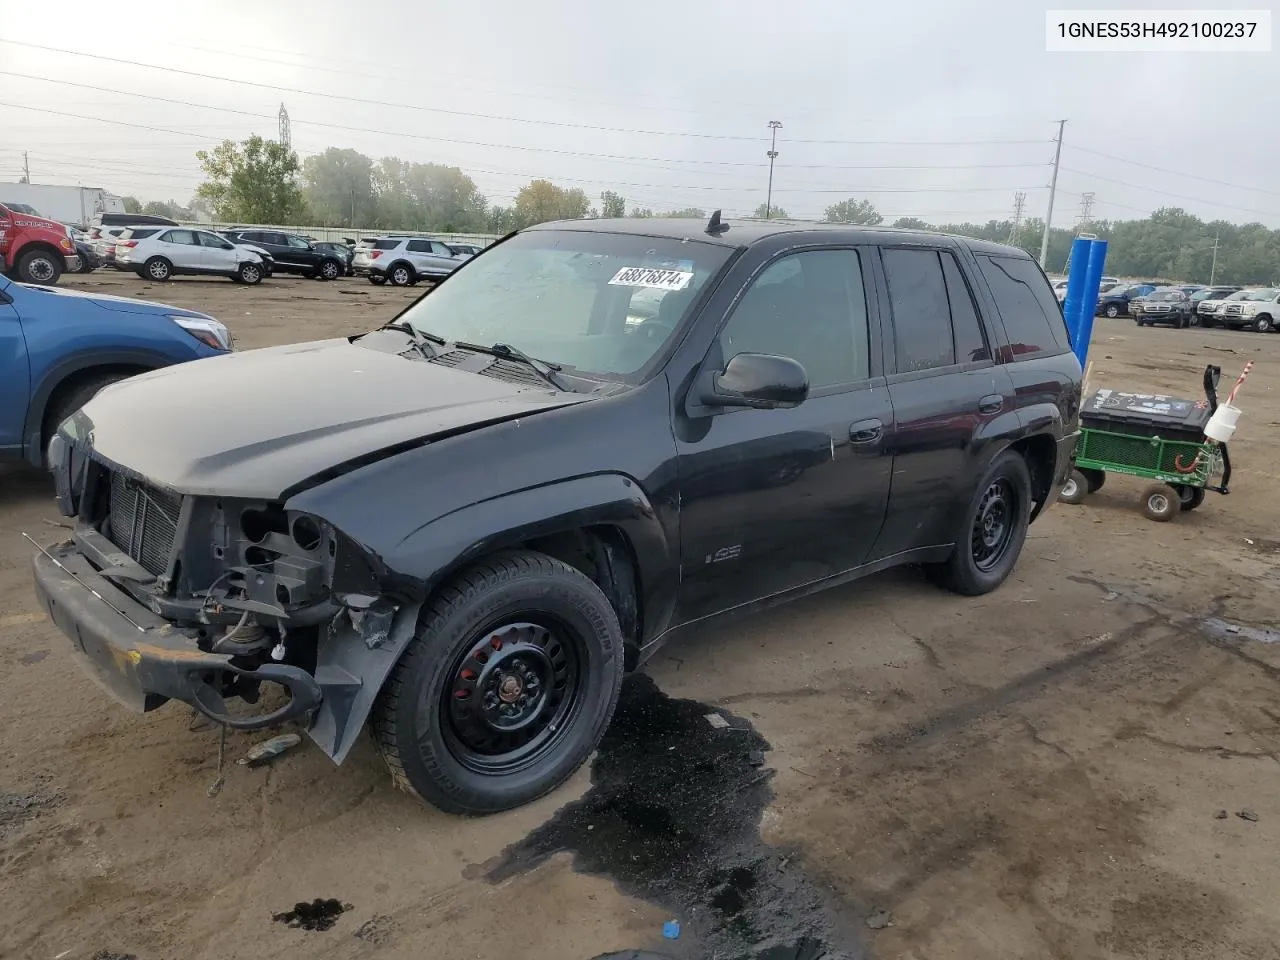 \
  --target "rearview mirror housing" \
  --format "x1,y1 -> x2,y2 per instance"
701,353 -> 809,410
